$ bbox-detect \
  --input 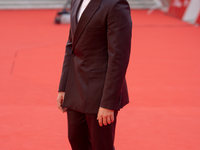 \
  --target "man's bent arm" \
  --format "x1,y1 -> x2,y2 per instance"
100,0 -> 132,110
